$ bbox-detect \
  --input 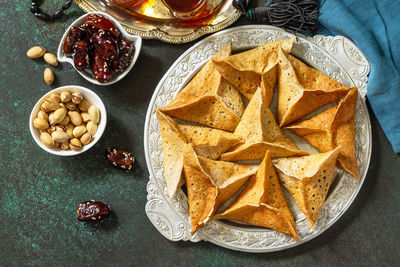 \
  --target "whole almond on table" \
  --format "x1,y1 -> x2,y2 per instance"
27,46 -> 46,58
44,53 -> 58,66
44,68 -> 55,85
